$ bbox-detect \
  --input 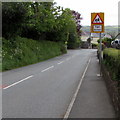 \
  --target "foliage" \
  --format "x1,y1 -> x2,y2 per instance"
46,8 -> 76,42
91,43 -> 98,48
20,2 -> 55,40
71,10 -> 82,36
97,37 -> 112,47
66,10 -> 82,49
2,37 -> 65,71
2,2 -> 30,39
67,32 -> 81,49
2,2 -> 82,71
2,2 -> 82,47
103,48 -> 120,81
